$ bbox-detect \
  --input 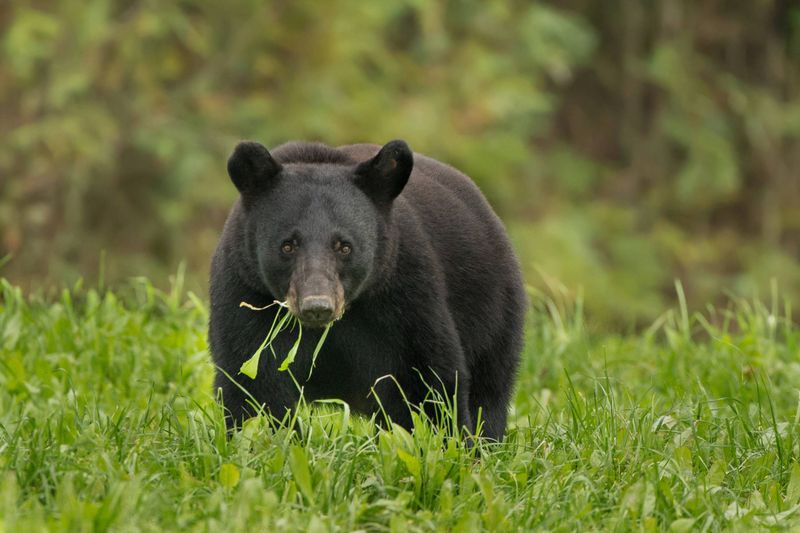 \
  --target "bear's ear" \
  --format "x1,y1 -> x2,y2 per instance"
227,141 -> 282,198
353,140 -> 413,205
